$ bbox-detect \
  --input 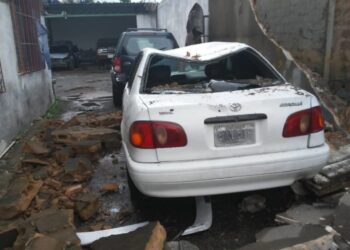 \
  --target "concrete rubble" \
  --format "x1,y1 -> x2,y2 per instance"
239,191 -> 350,249
0,112 -> 123,249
